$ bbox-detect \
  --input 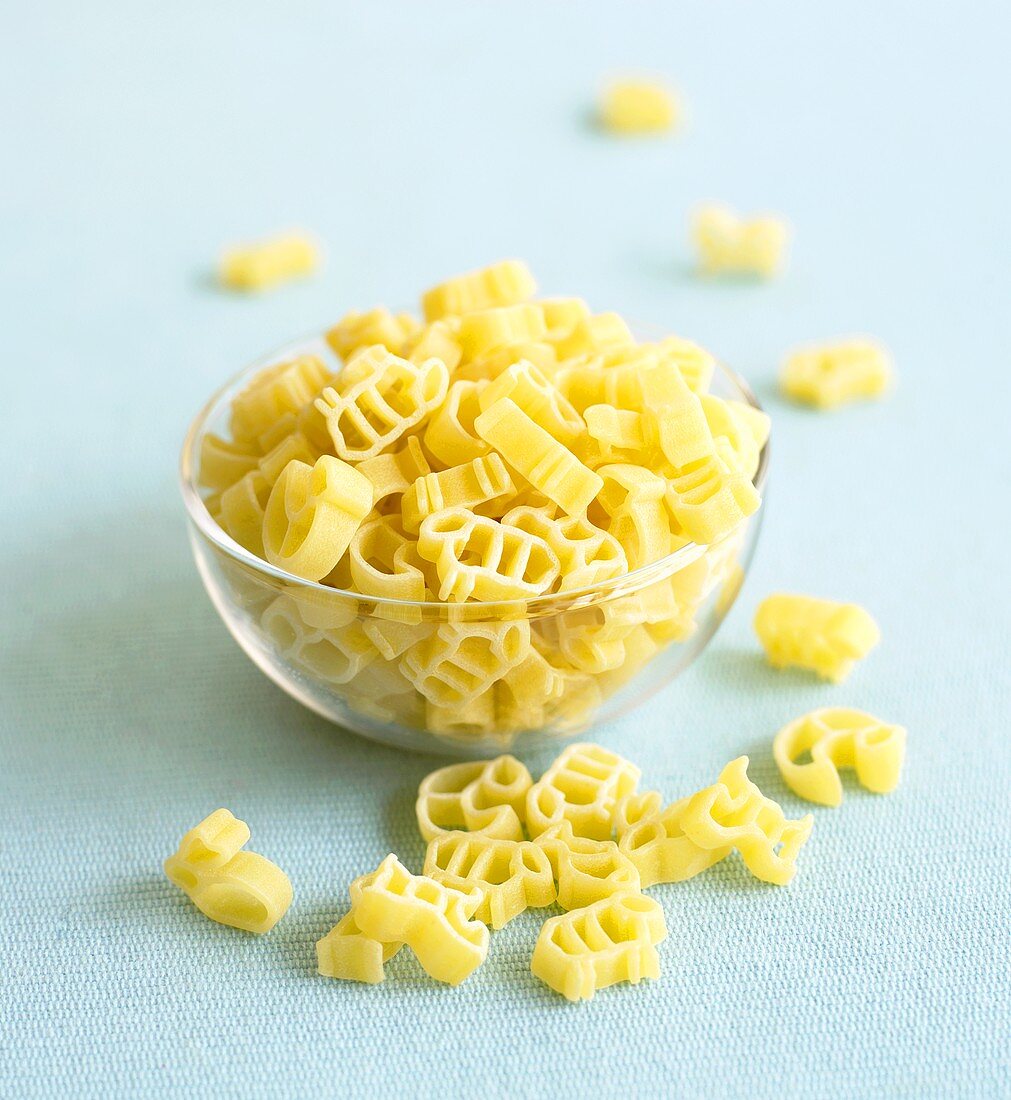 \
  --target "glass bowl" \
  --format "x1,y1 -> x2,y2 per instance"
180,330 -> 769,757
